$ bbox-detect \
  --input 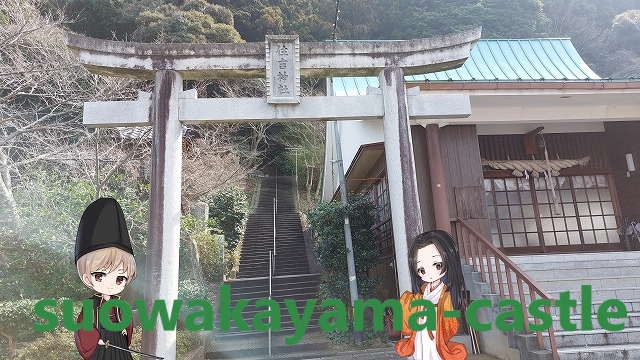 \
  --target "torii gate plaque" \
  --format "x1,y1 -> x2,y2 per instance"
66,28 -> 480,359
